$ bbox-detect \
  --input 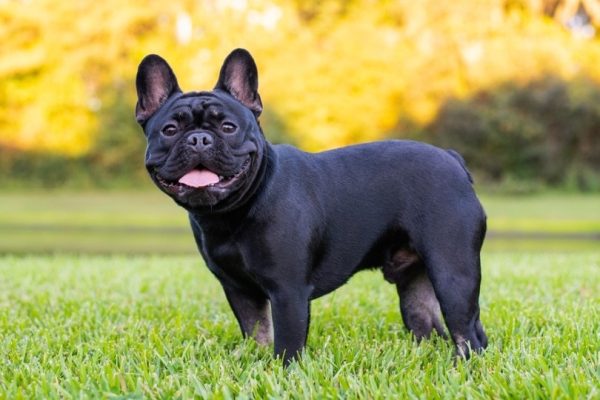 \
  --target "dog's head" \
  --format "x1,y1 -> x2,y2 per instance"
135,49 -> 267,212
